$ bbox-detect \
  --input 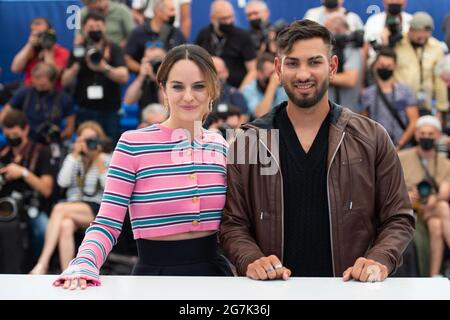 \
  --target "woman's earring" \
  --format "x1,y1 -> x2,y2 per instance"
209,100 -> 213,112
